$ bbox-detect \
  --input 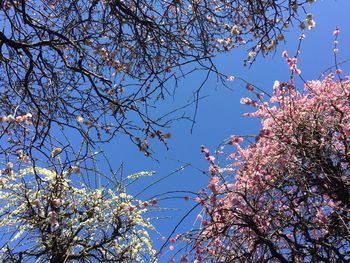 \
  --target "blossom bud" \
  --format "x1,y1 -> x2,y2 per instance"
230,25 -> 240,36
71,166 -> 80,174
51,147 -> 62,158
52,198 -> 62,207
